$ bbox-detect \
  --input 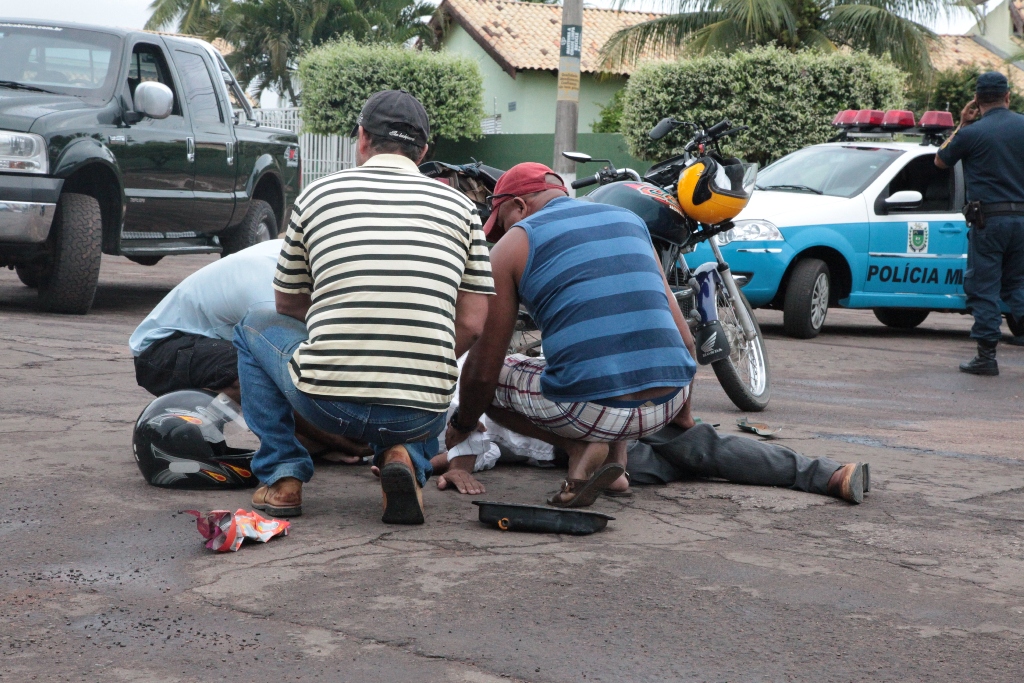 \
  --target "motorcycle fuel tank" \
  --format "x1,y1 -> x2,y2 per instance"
583,182 -> 690,246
